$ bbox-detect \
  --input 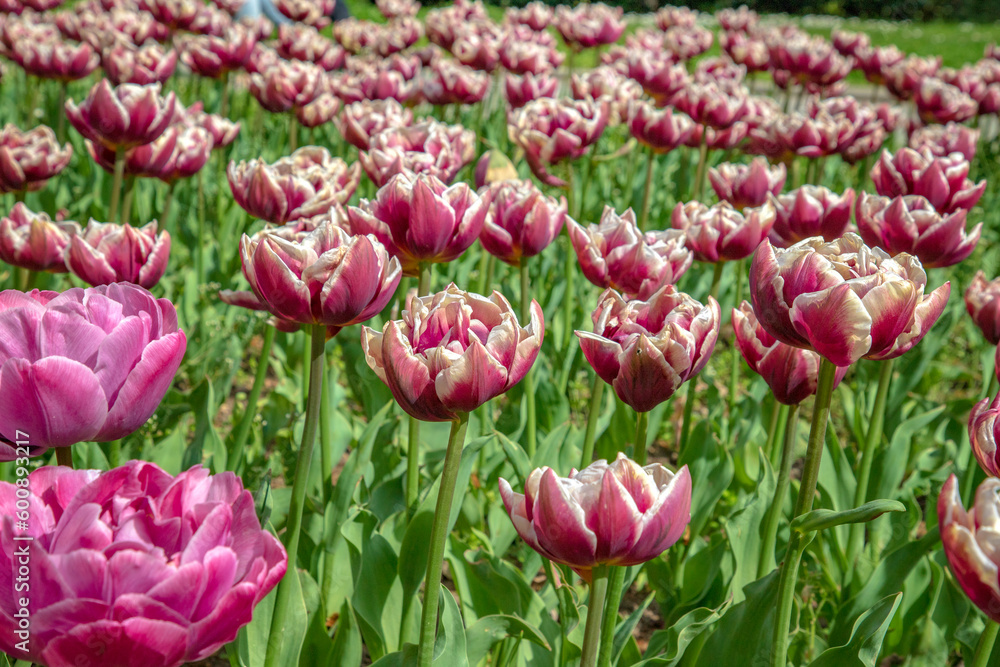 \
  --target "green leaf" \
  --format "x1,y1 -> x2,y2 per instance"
808,593 -> 902,666
612,591 -> 654,664
465,614 -> 551,665
329,602 -> 363,667
253,469 -> 273,527
791,499 -> 906,534
695,571 -> 780,667
263,568 -> 308,667
398,510 -> 434,602
723,449 -> 775,602
639,604 -> 730,667
432,586 -> 469,667
678,420 -> 734,543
